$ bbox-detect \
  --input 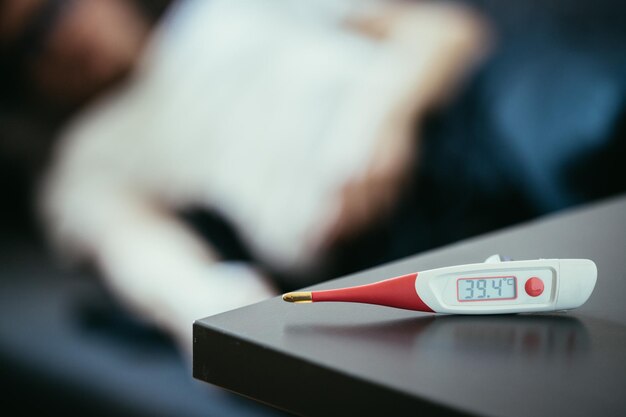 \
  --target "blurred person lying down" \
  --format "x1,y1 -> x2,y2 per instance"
38,0 -> 487,355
